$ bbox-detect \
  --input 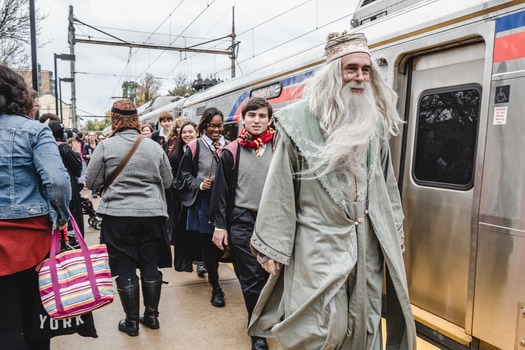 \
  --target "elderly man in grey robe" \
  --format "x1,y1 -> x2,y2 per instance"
248,32 -> 417,350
